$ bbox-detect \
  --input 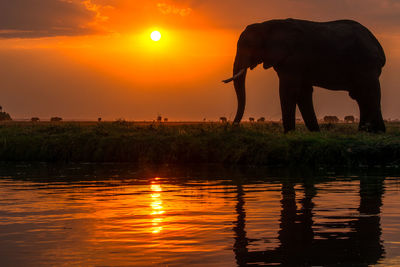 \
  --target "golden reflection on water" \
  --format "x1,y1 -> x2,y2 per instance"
0,168 -> 400,266
150,180 -> 164,234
